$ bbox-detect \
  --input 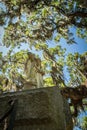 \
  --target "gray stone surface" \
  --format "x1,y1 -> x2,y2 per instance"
0,87 -> 73,130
